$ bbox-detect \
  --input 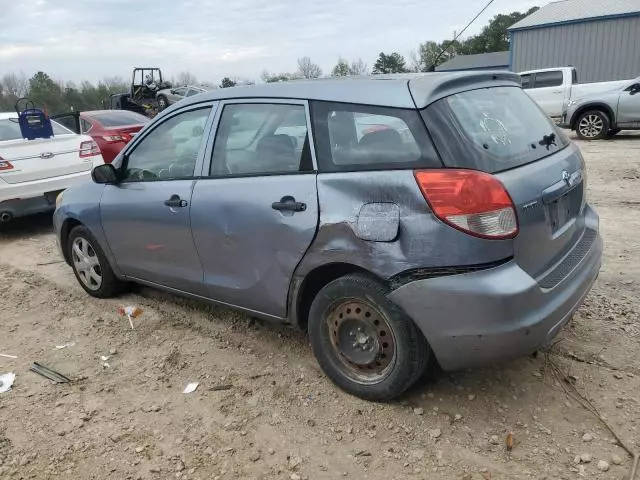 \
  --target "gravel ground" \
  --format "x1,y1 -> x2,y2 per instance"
0,134 -> 638,480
